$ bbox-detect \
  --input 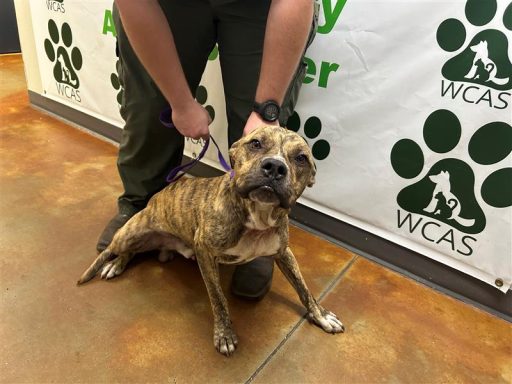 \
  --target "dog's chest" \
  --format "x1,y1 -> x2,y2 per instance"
222,227 -> 280,264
